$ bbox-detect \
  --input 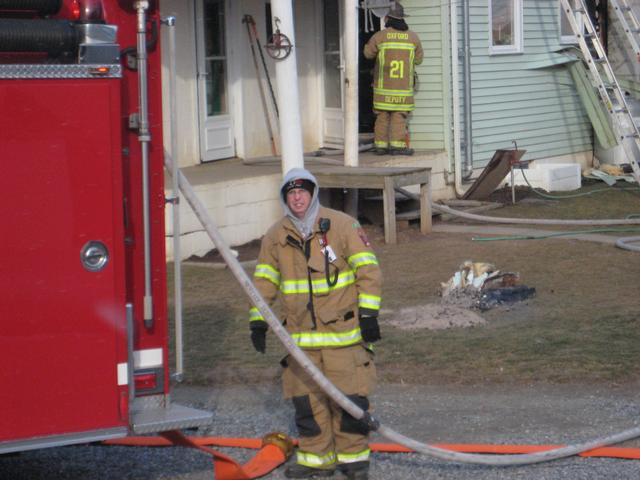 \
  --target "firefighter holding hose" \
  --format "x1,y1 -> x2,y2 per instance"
364,2 -> 423,156
249,168 -> 382,479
